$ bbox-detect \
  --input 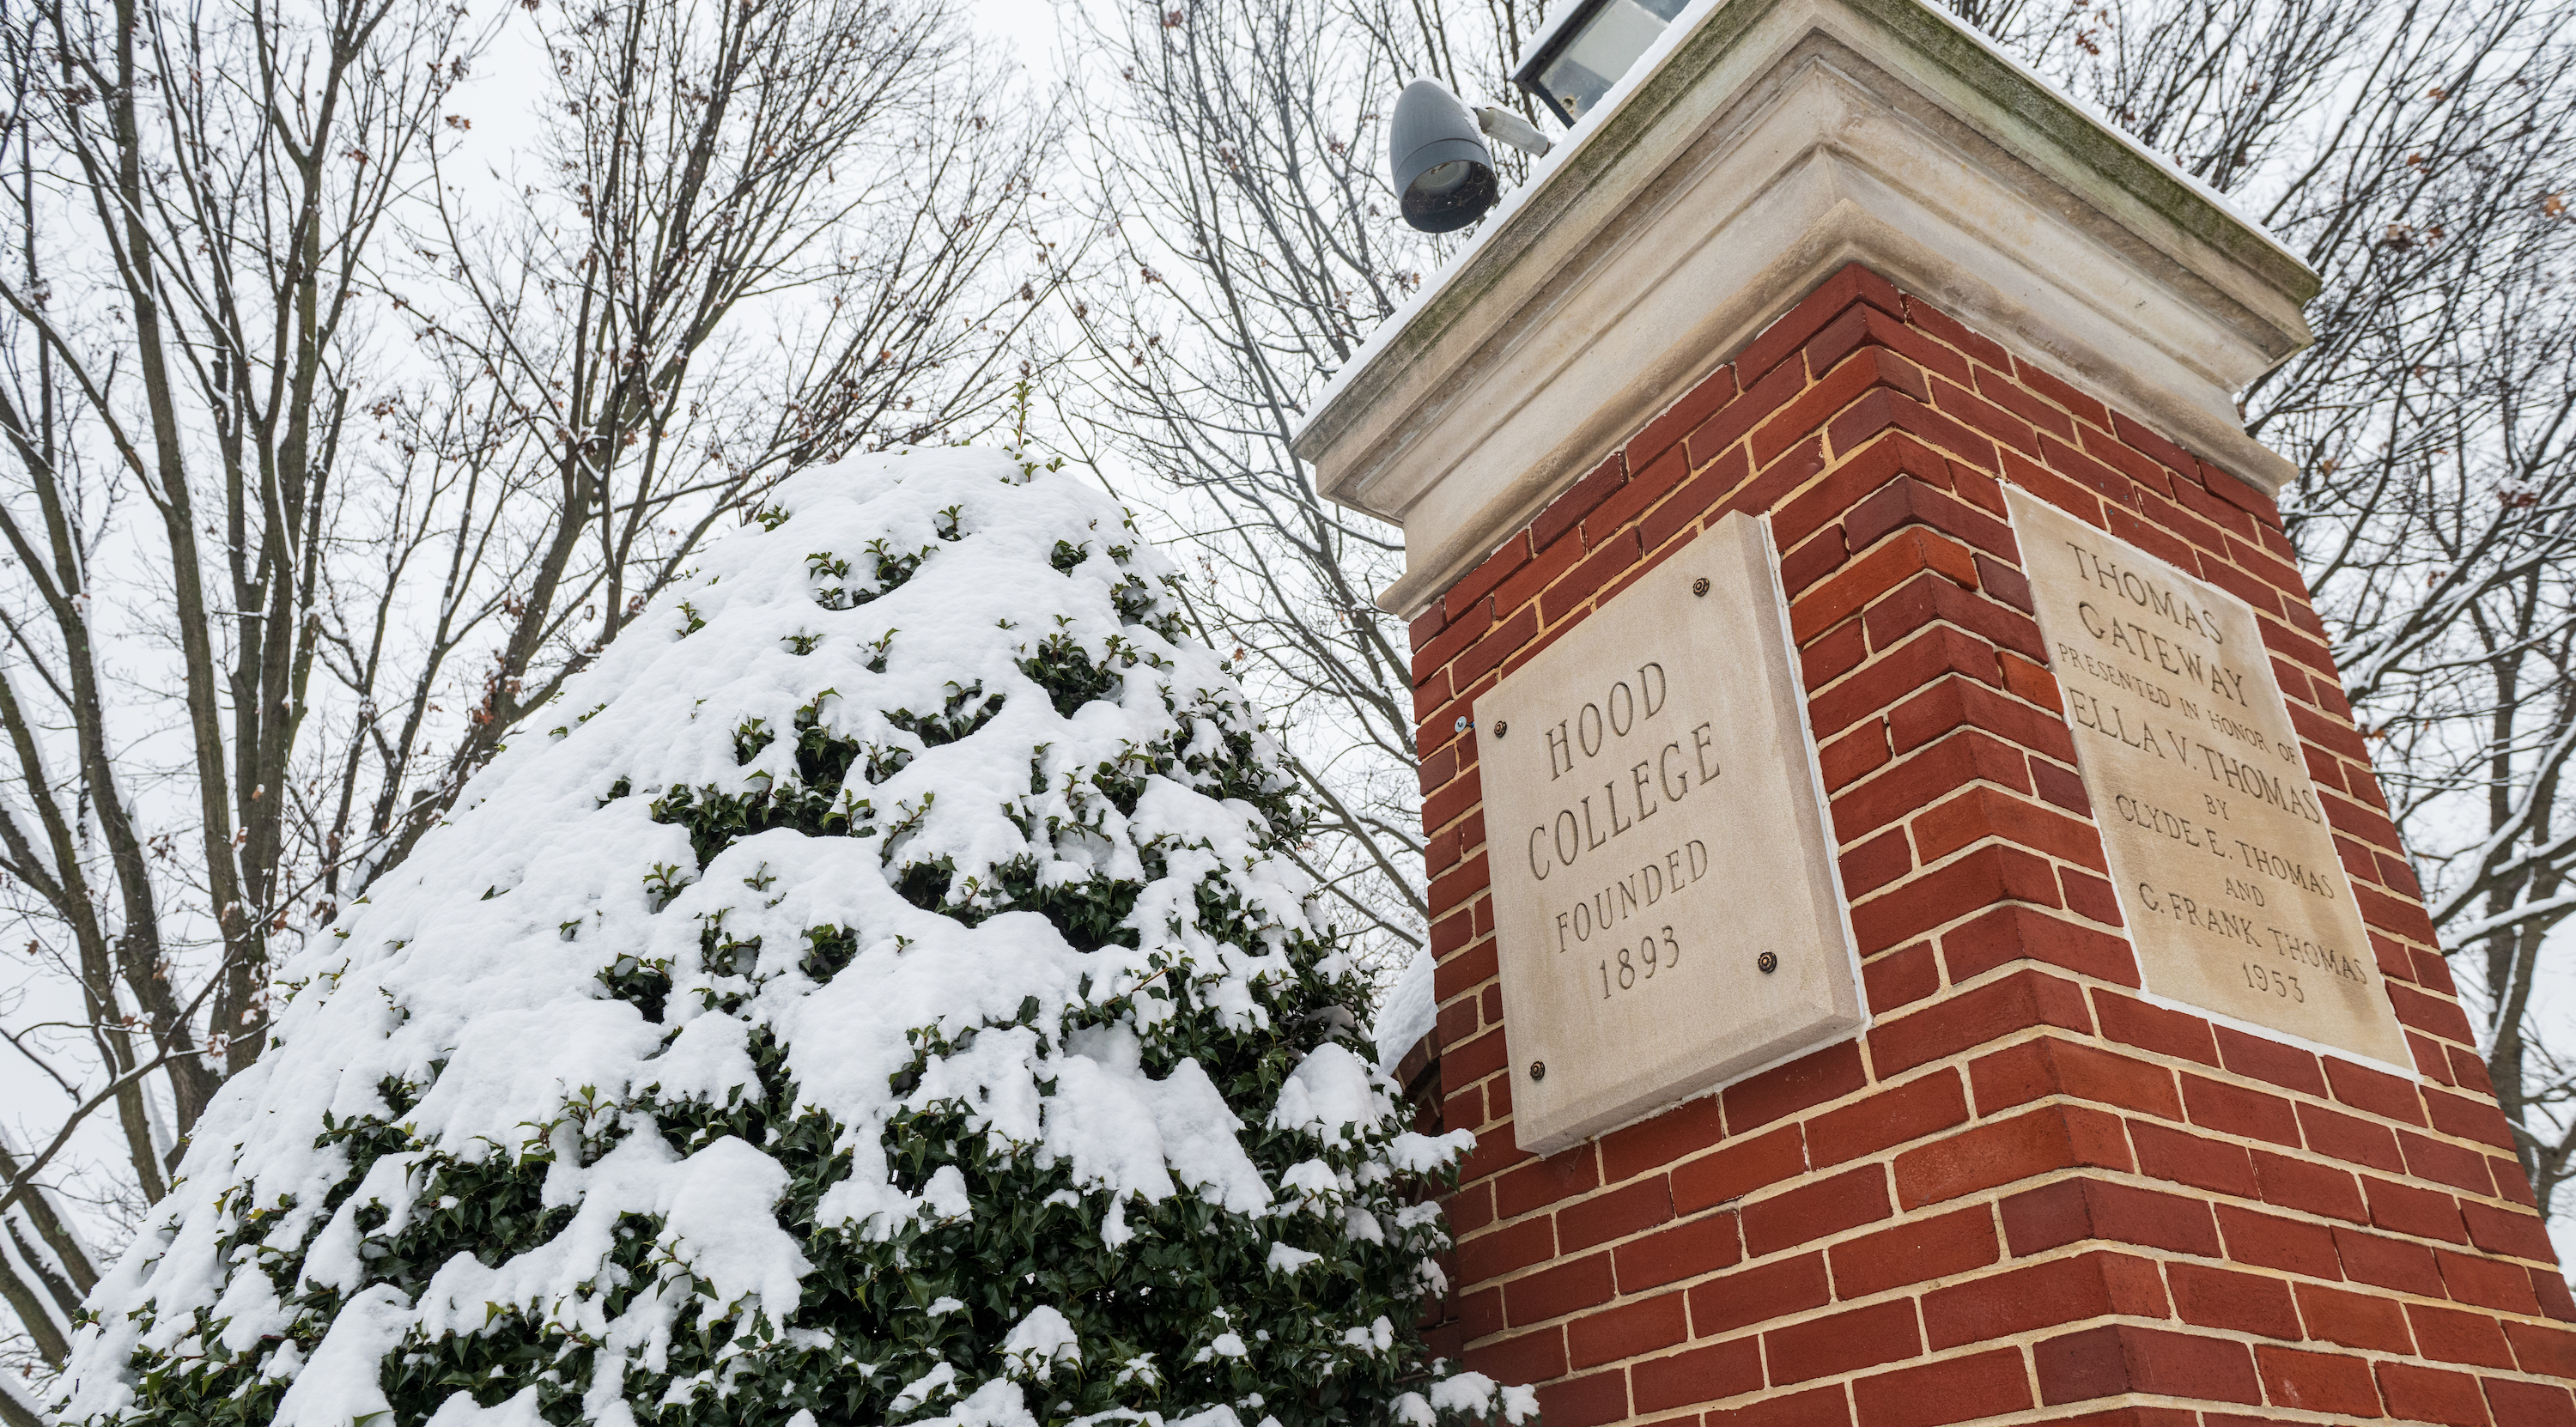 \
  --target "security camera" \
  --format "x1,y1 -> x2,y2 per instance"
1390,80 -> 1498,233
